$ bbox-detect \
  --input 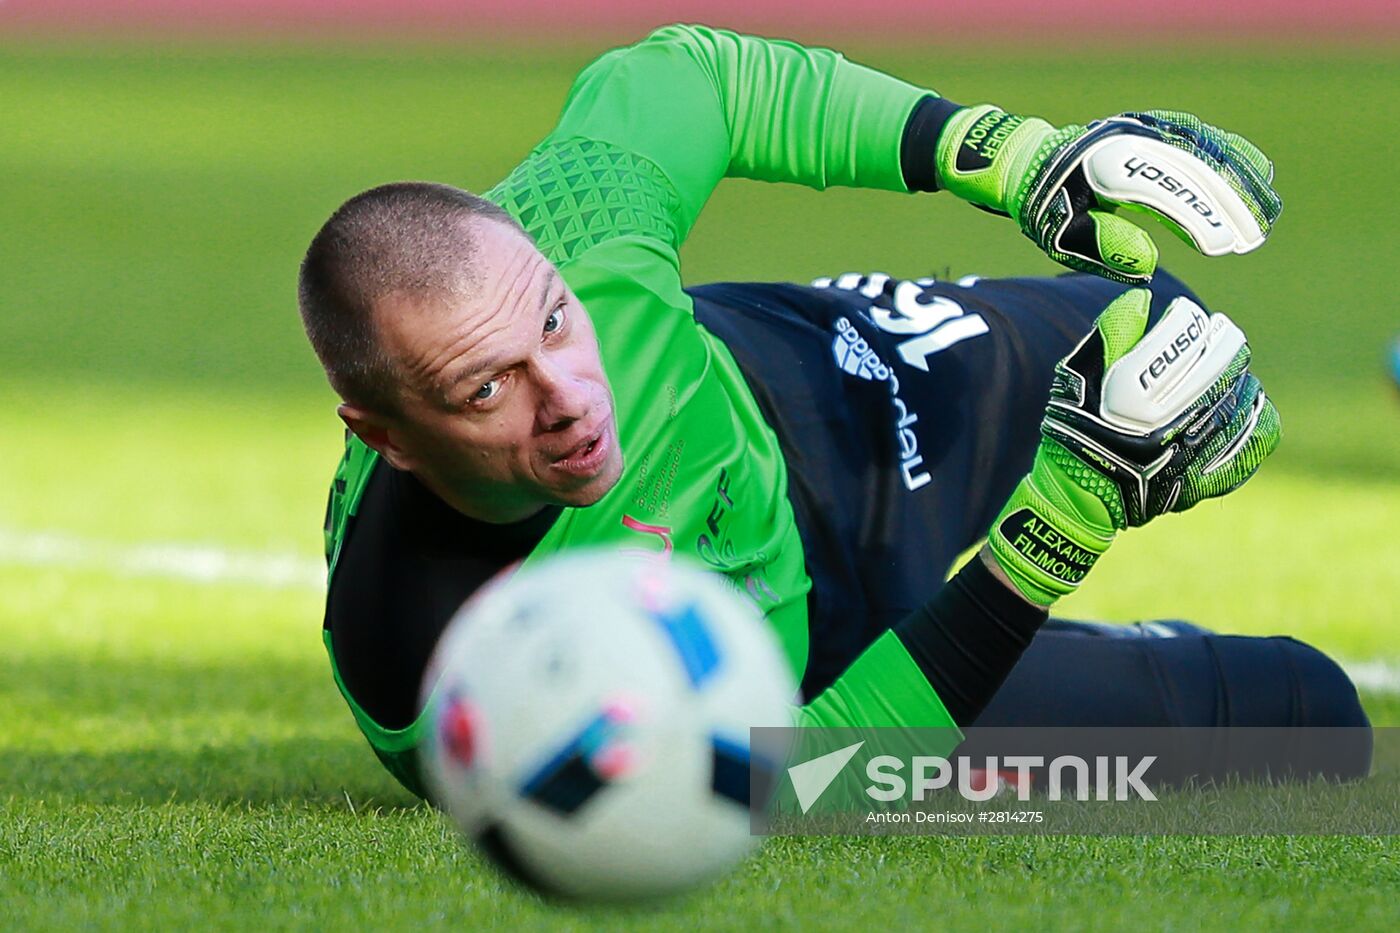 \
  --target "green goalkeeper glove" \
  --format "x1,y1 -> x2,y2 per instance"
988,288 -> 1281,606
935,107 -> 1282,284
